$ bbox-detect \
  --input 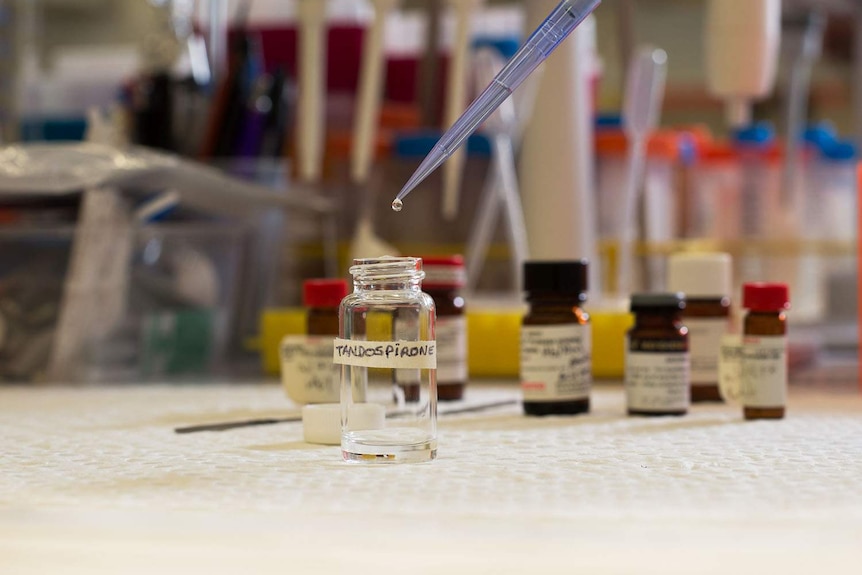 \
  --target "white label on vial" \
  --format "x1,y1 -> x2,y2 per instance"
520,324 -> 592,402
280,336 -> 340,404
333,339 -> 437,369
685,317 -> 730,385
625,343 -> 689,412
718,334 -> 743,404
436,316 -> 467,383
740,335 -> 787,408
